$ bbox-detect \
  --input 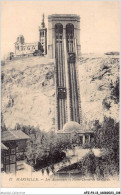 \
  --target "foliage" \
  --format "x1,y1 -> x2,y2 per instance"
4,113 -> 119,177
16,125 -> 50,165
1,60 -> 5,66
81,150 -> 96,177
91,117 -> 119,176
110,77 -> 119,104
34,151 -> 66,171
102,98 -> 111,110
1,72 -> 4,83
45,71 -> 54,80
14,124 -> 71,169
1,113 -> 7,131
